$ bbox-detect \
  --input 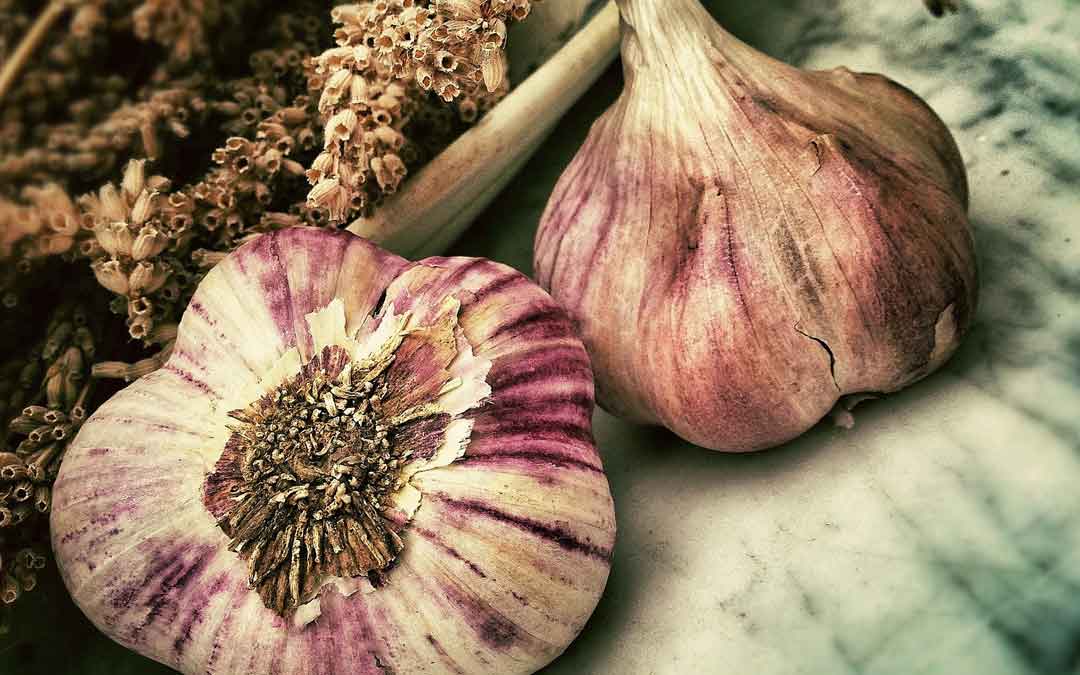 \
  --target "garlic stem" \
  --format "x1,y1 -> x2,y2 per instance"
0,0 -> 74,103
615,0 -> 776,85
348,1 -> 620,259
615,0 -> 716,70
